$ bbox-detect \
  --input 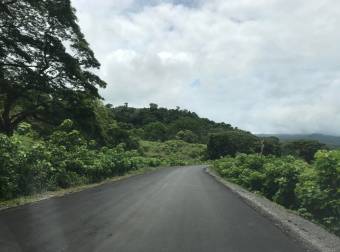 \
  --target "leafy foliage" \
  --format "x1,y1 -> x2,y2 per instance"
175,130 -> 198,143
213,153 -> 340,235
0,0 -> 105,135
207,131 -> 261,159
143,122 -> 168,141
261,136 -> 282,156
139,140 -> 206,166
282,140 -> 328,163
109,104 -> 234,143
0,120 -> 205,200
